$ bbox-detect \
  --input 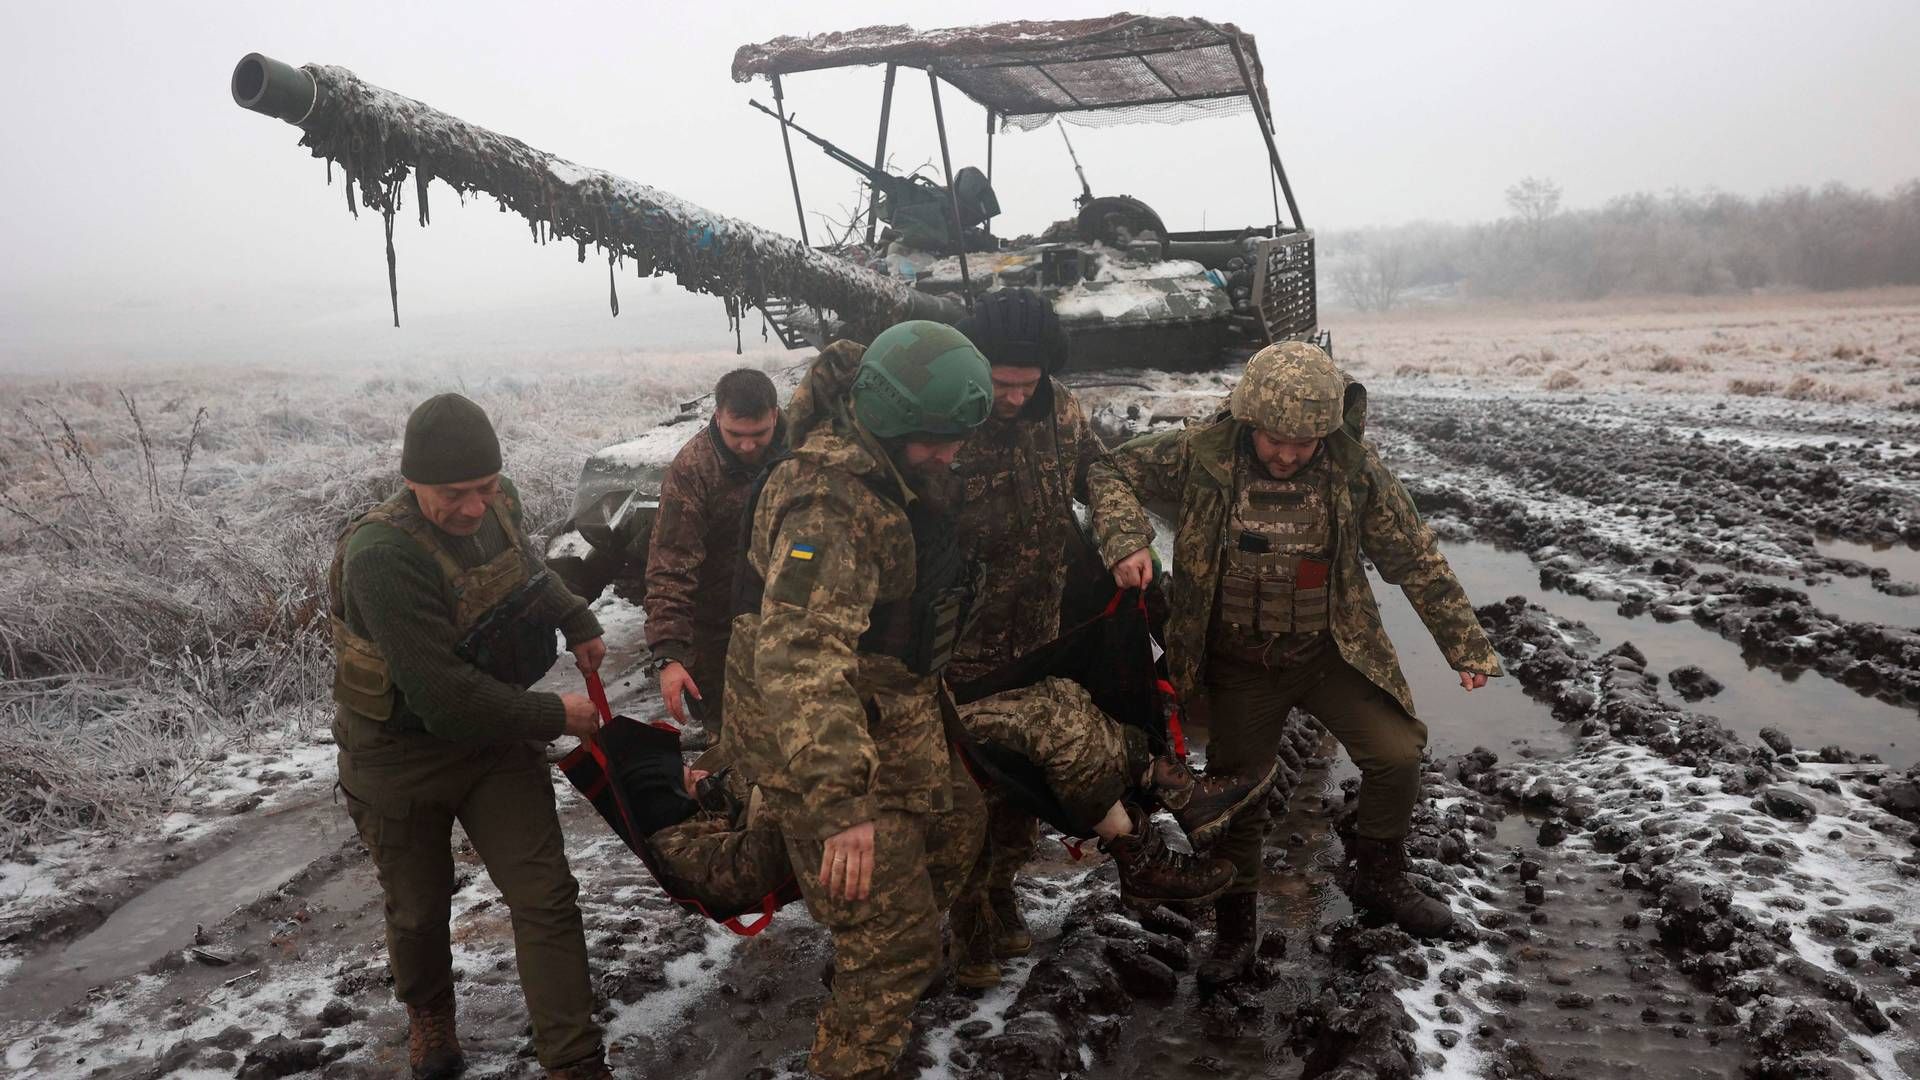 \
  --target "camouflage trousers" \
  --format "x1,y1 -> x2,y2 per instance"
647,778 -> 790,918
778,746 -> 984,1080
1204,651 -> 1429,895
952,677 -> 1149,940
334,709 -> 601,1069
